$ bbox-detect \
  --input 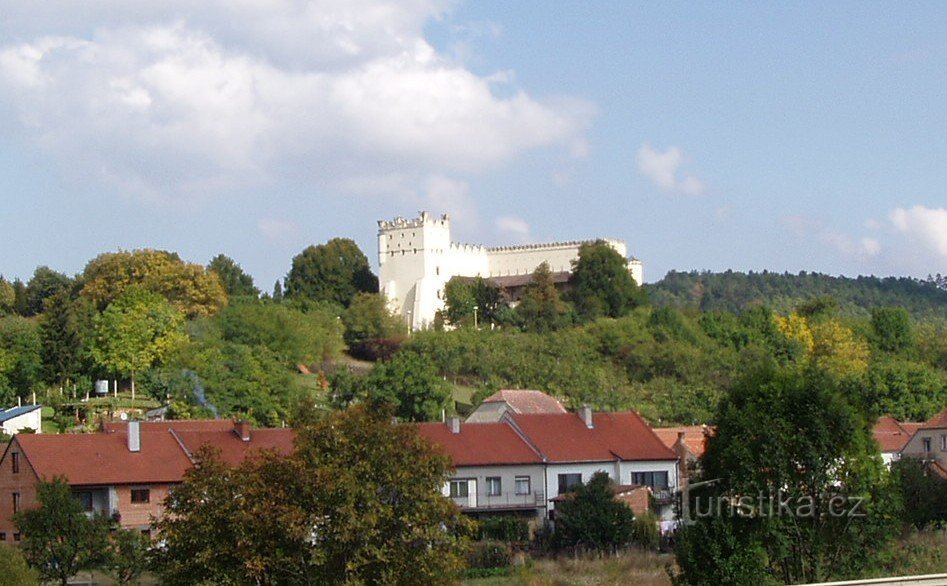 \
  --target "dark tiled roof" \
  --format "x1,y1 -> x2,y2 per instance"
510,412 -> 677,463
